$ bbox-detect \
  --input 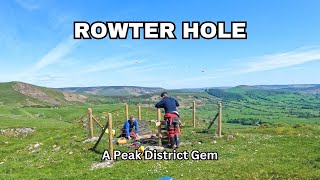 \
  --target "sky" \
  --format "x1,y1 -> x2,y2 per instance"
1,0 -> 320,89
